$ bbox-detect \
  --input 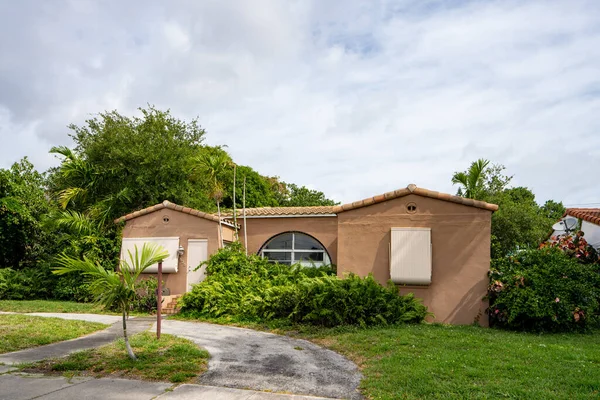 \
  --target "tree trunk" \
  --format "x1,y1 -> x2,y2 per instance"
122,310 -> 137,361
217,201 -> 224,248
